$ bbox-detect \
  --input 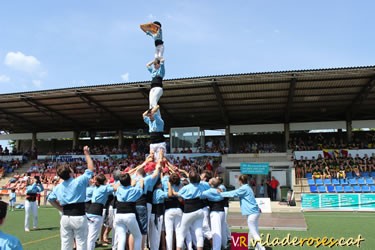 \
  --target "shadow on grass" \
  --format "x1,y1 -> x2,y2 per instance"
33,226 -> 60,231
